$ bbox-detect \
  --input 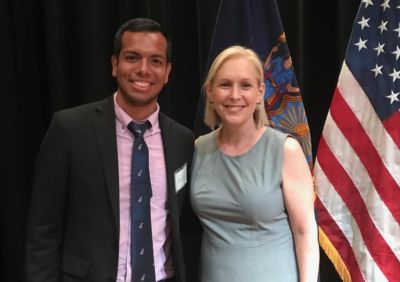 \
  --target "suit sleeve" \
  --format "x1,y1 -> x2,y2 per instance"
26,112 -> 69,282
